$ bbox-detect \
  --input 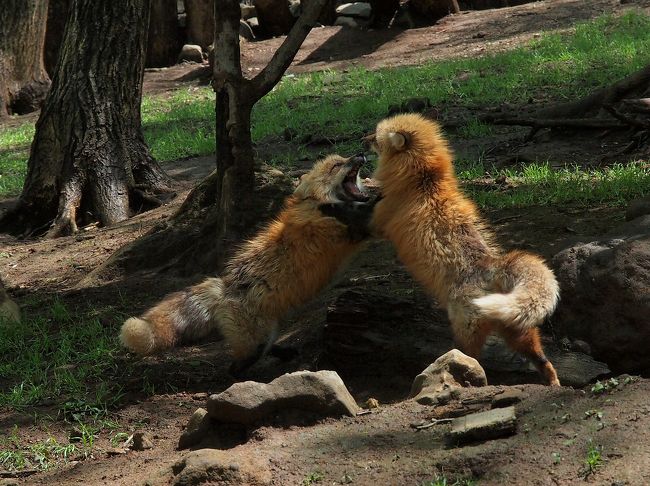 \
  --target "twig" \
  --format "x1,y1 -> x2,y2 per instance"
414,418 -> 454,430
